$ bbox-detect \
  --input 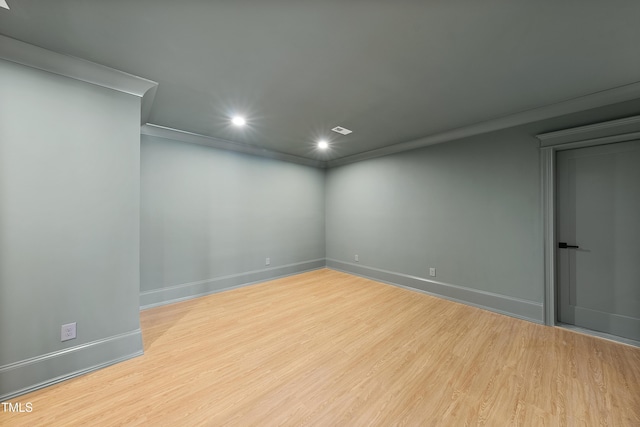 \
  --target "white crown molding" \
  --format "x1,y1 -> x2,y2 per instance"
5,33 -> 638,166
536,114 -> 640,147
328,81 -> 640,168
0,34 -> 158,124
141,124 -> 327,168
140,85 -> 158,126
